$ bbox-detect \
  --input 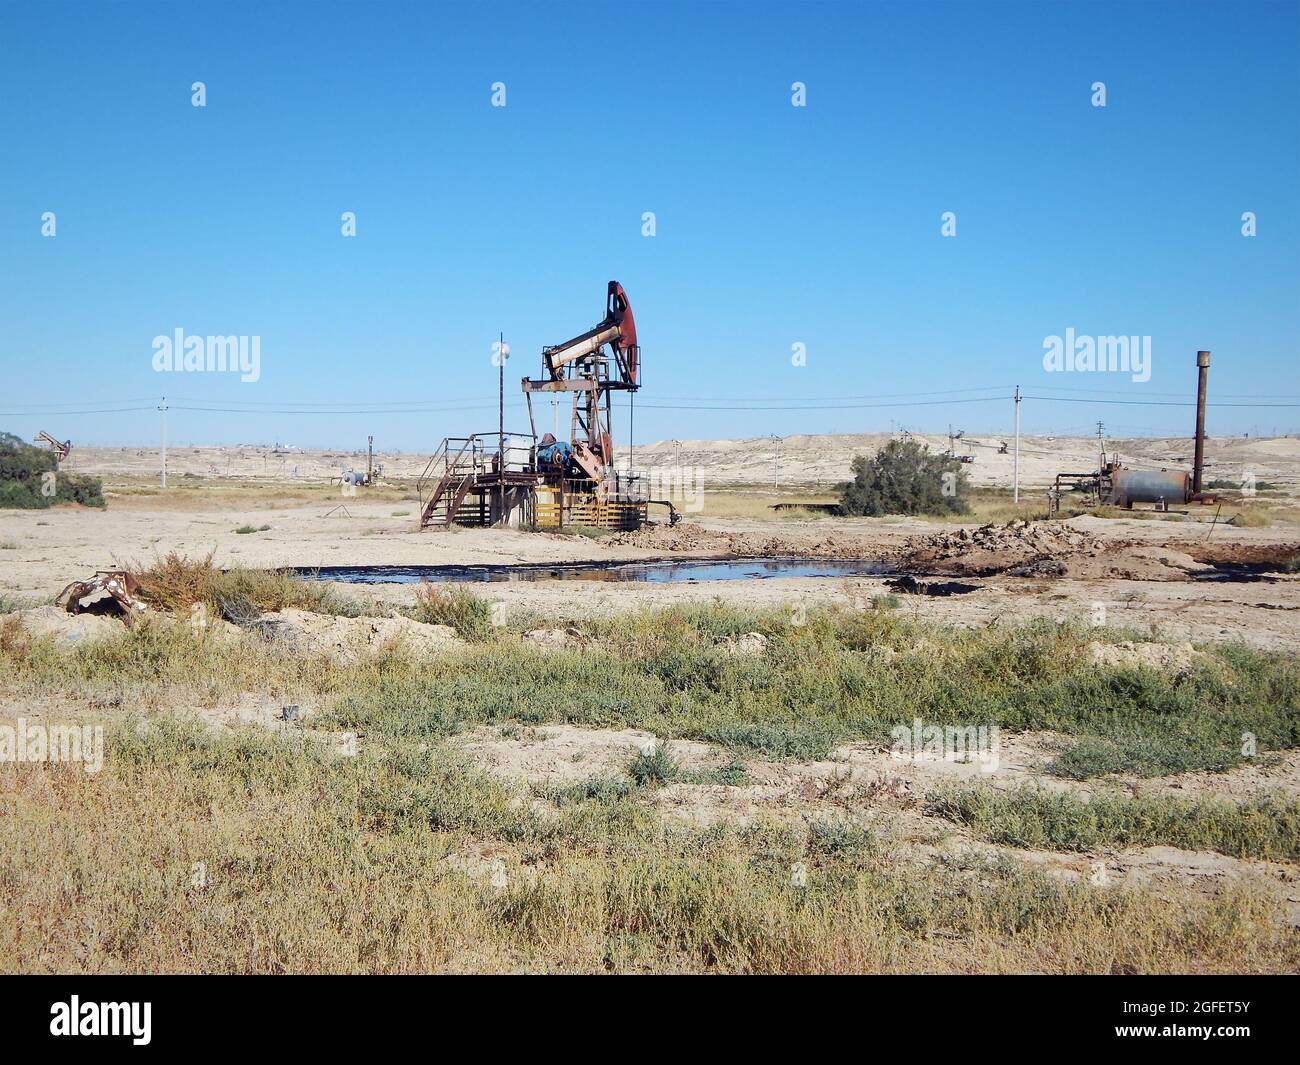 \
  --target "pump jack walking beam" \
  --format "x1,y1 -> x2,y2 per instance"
538,281 -> 639,386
